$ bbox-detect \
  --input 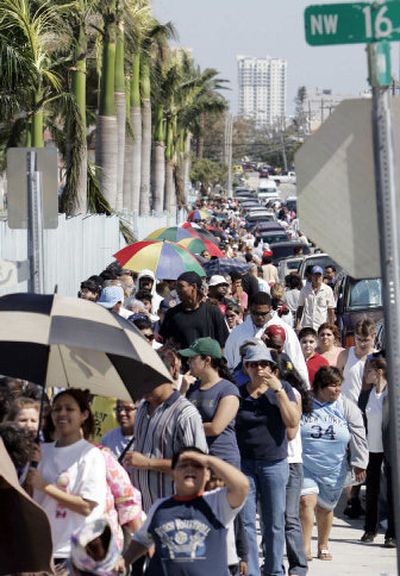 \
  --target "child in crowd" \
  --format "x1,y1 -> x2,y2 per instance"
299,327 -> 329,386
124,447 -> 249,575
